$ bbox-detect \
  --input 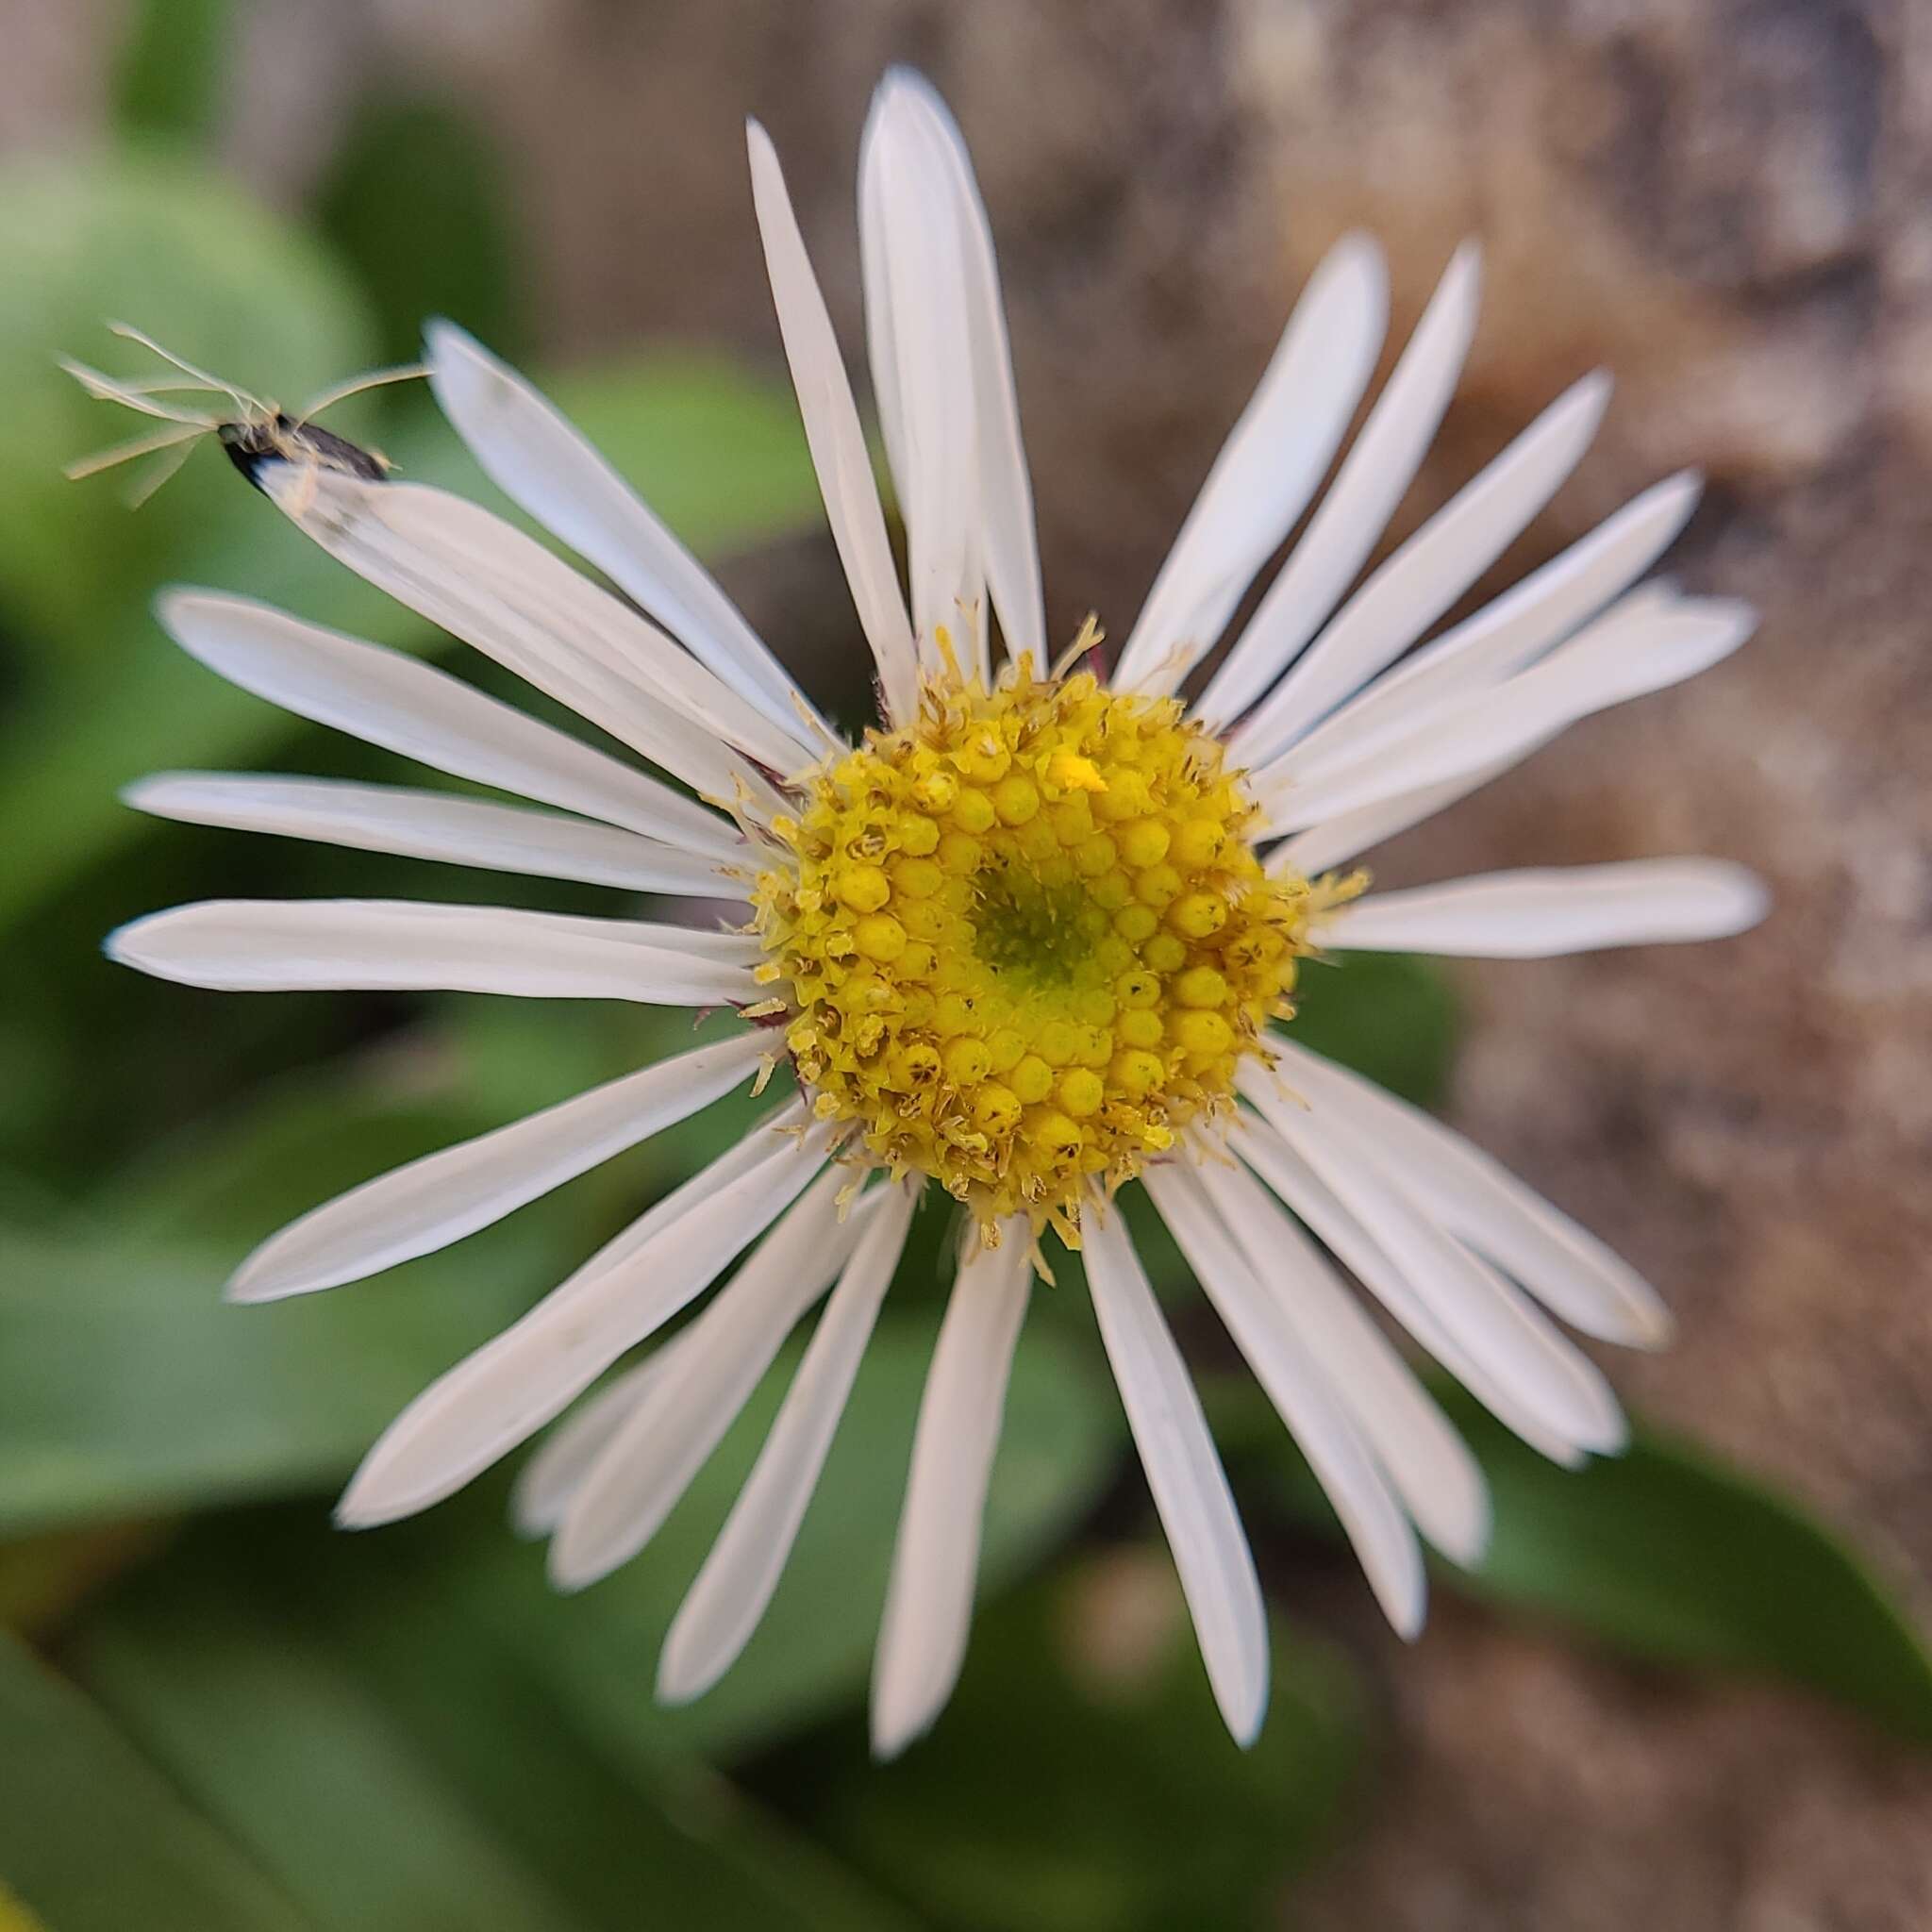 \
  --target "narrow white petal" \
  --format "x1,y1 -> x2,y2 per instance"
1177,1157 -> 1489,1566
879,73 -> 1045,663
1236,1082 -> 1626,1456
556,1094 -> 808,1288
257,467 -> 795,813
511,1332 -> 695,1538
1278,475 -> 1700,775
871,1226 -> 1031,1758
548,1166 -> 874,1590
1143,1164 -> 1428,1632
1254,596 -> 1756,837
107,898 -> 757,1004
1267,759 -> 1517,878
425,321 -> 828,752
659,1180 -> 918,1705
858,113 -> 908,544
156,590 -> 742,860
125,774 -> 747,898
1230,372 -> 1611,760
1321,858 -> 1769,958
335,1119 -> 829,1526
1271,1039 -> 1675,1346
861,79 -> 984,674
746,120 -> 919,727
228,1030 -> 766,1302
1231,1113 -> 1592,1464
1195,243 -> 1482,730
1082,1201 -> 1270,1745
1114,236 -> 1389,695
